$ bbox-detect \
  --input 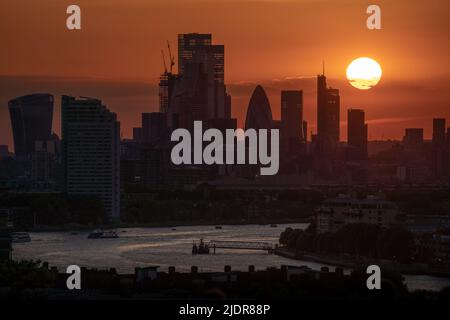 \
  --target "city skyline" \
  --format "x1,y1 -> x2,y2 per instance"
1,0 -> 450,150
2,1 -> 450,306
